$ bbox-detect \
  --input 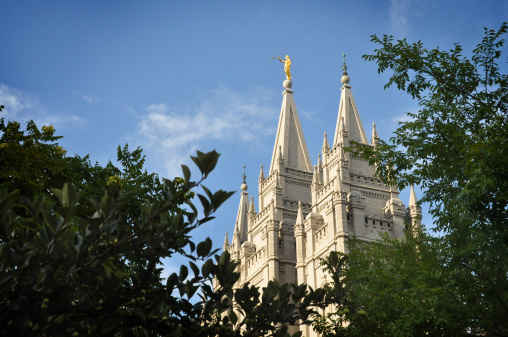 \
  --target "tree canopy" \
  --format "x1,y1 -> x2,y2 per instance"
331,21 -> 508,336
0,118 -> 328,337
